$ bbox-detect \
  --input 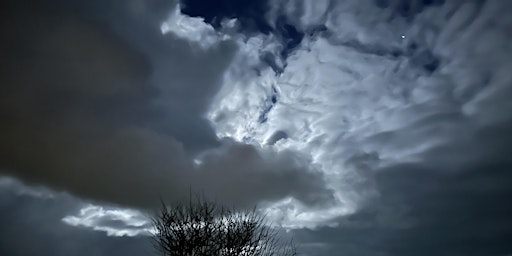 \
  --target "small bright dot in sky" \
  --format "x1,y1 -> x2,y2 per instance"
401,35 -> 406,39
